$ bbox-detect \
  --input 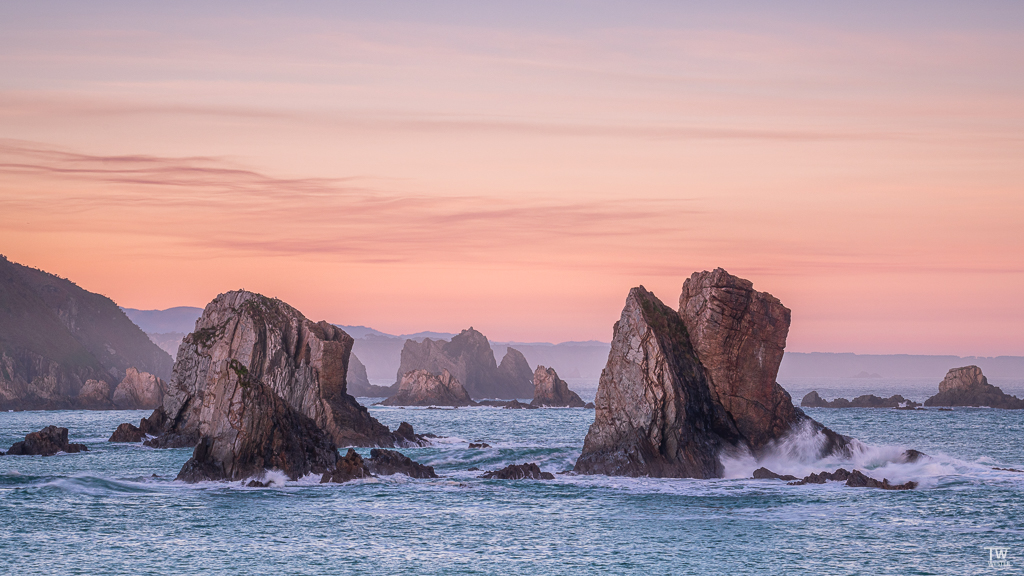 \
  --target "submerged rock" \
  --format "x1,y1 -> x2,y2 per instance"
924,366 -> 1024,409
112,367 -> 167,410
137,290 -> 395,454
575,270 -> 851,479
530,366 -> 586,408
6,426 -> 87,456
379,369 -> 475,407
801,391 -> 921,409
394,328 -> 532,399
482,463 -> 554,480
365,448 -> 438,478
